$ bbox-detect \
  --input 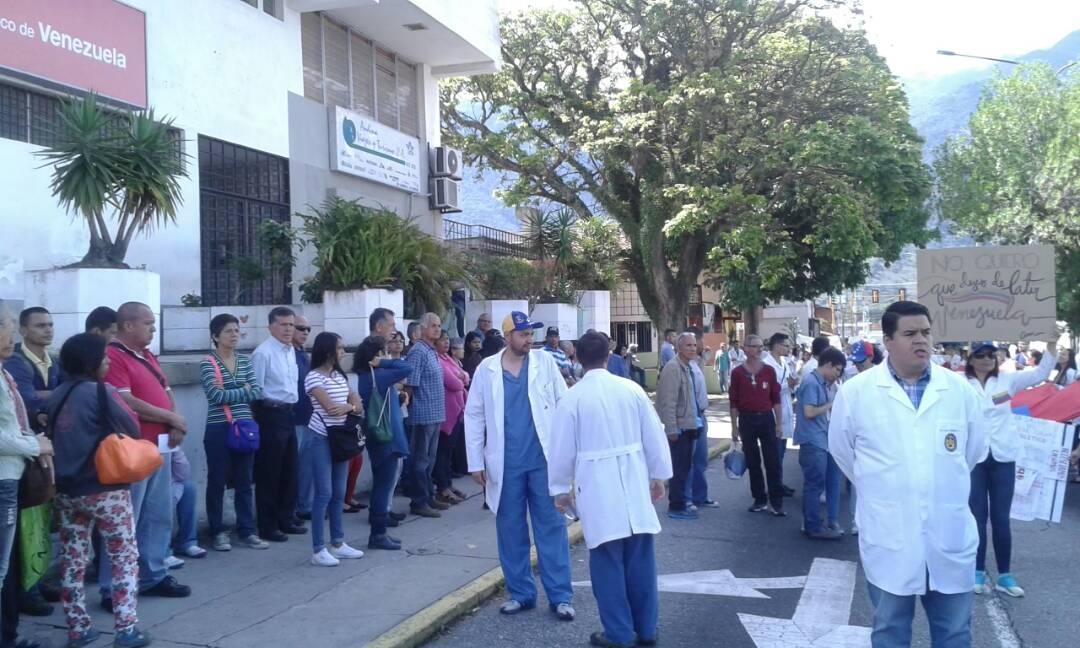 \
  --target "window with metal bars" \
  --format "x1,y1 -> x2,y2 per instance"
300,13 -> 421,136
610,322 -> 653,353
198,135 -> 290,306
